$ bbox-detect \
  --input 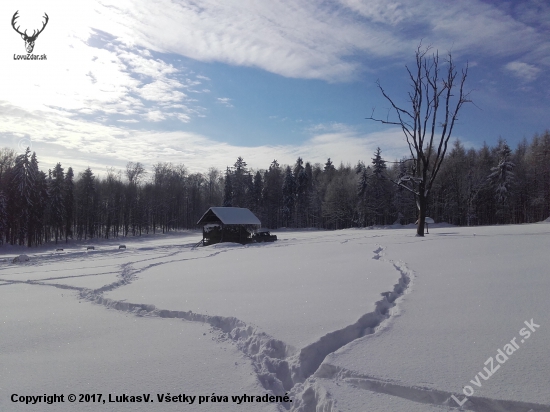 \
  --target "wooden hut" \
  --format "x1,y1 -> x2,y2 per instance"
197,207 -> 261,245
